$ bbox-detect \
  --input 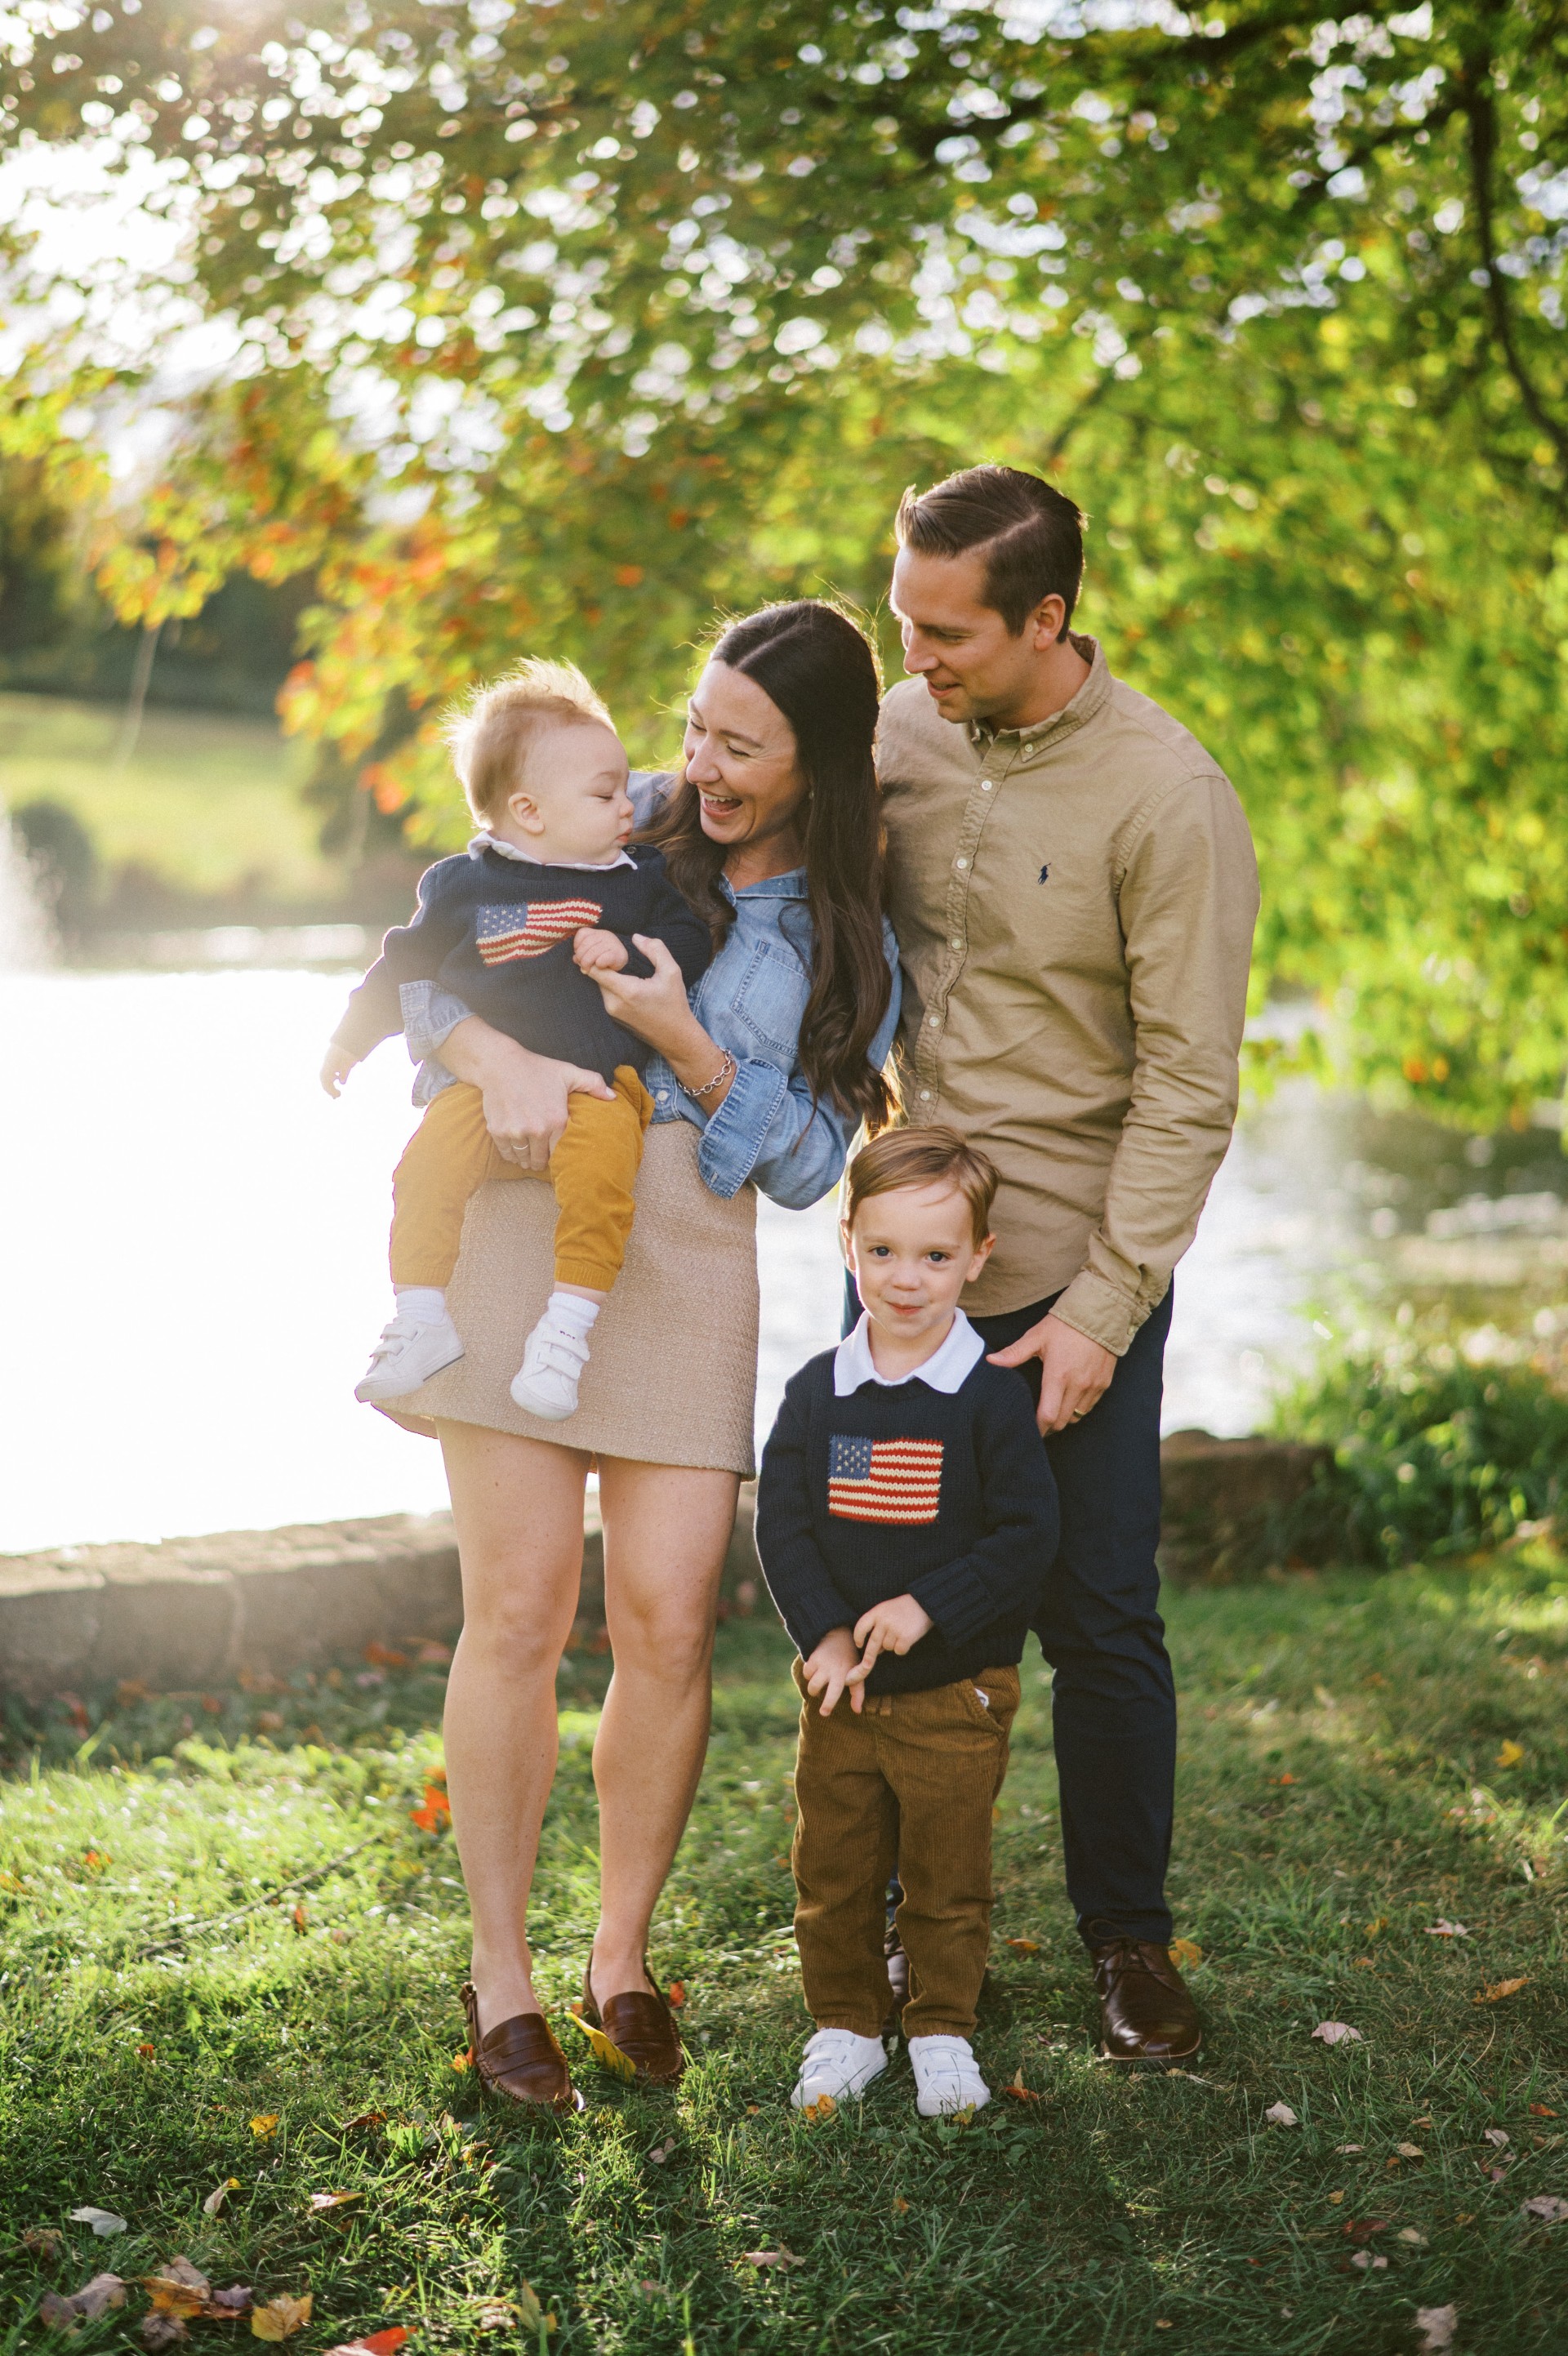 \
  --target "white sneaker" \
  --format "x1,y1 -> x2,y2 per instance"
354,1304 -> 464,1402
510,1309 -> 591,1419
790,2028 -> 889,2110
909,2033 -> 989,2118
